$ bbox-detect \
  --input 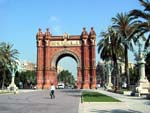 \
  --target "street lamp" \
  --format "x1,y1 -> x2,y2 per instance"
134,40 -> 150,96
104,58 -> 113,89
7,61 -> 19,93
